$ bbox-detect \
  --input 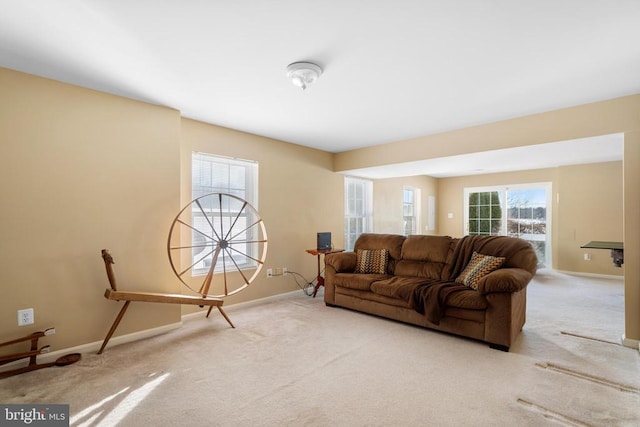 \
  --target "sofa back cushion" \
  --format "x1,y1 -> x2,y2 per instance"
442,235 -> 538,283
460,235 -> 538,275
395,235 -> 455,280
354,234 -> 406,274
